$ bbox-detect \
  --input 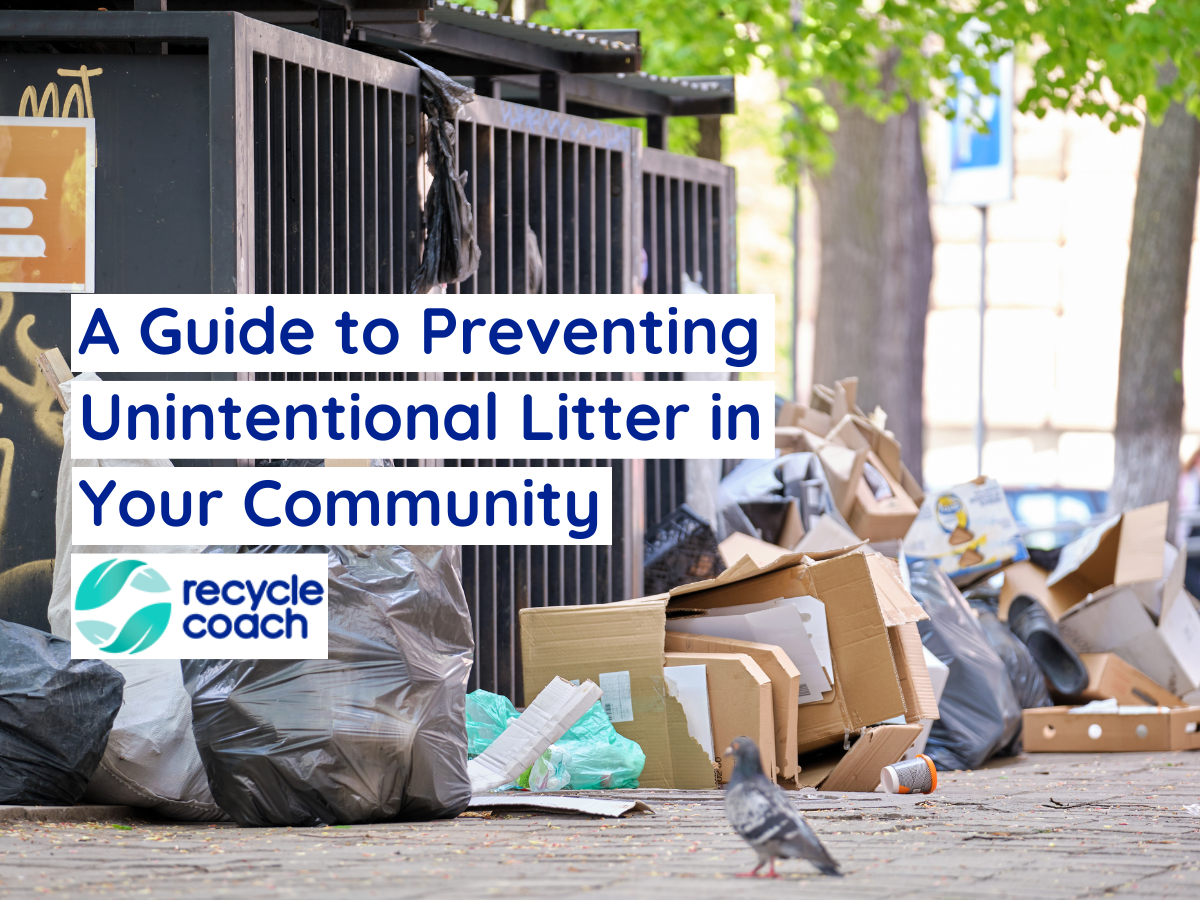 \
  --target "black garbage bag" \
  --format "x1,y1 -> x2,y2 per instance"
184,545 -> 474,826
394,51 -> 481,293
909,560 -> 1023,769
975,608 -> 1053,710
0,621 -> 125,805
